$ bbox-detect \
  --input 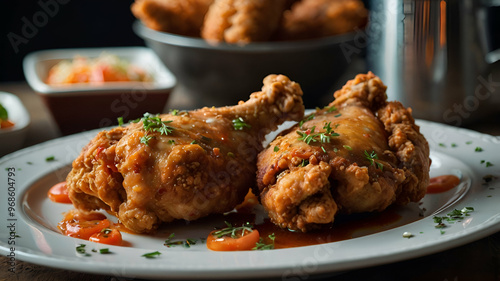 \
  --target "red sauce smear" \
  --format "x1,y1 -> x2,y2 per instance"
47,182 -> 72,203
58,209 -> 123,246
427,175 -> 461,194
